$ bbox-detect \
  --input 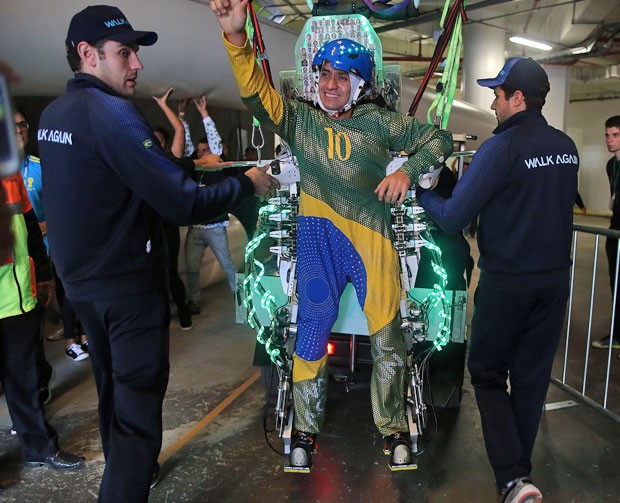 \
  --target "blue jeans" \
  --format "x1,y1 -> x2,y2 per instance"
184,225 -> 237,303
